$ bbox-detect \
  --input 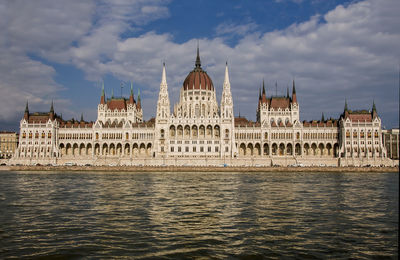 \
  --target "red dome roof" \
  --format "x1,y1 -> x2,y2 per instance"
183,69 -> 214,91
182,47 -> 214,91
